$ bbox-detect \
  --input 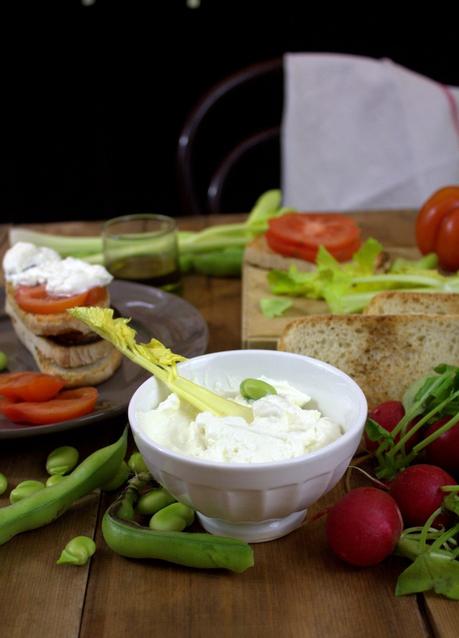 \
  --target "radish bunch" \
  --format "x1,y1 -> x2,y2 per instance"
324,363 -> 459,599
